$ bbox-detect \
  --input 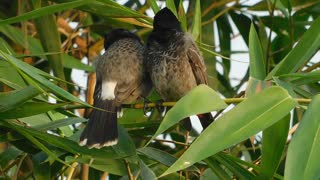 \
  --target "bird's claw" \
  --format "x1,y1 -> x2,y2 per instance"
142,97 -> 153,116
156,100 -> 166,117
